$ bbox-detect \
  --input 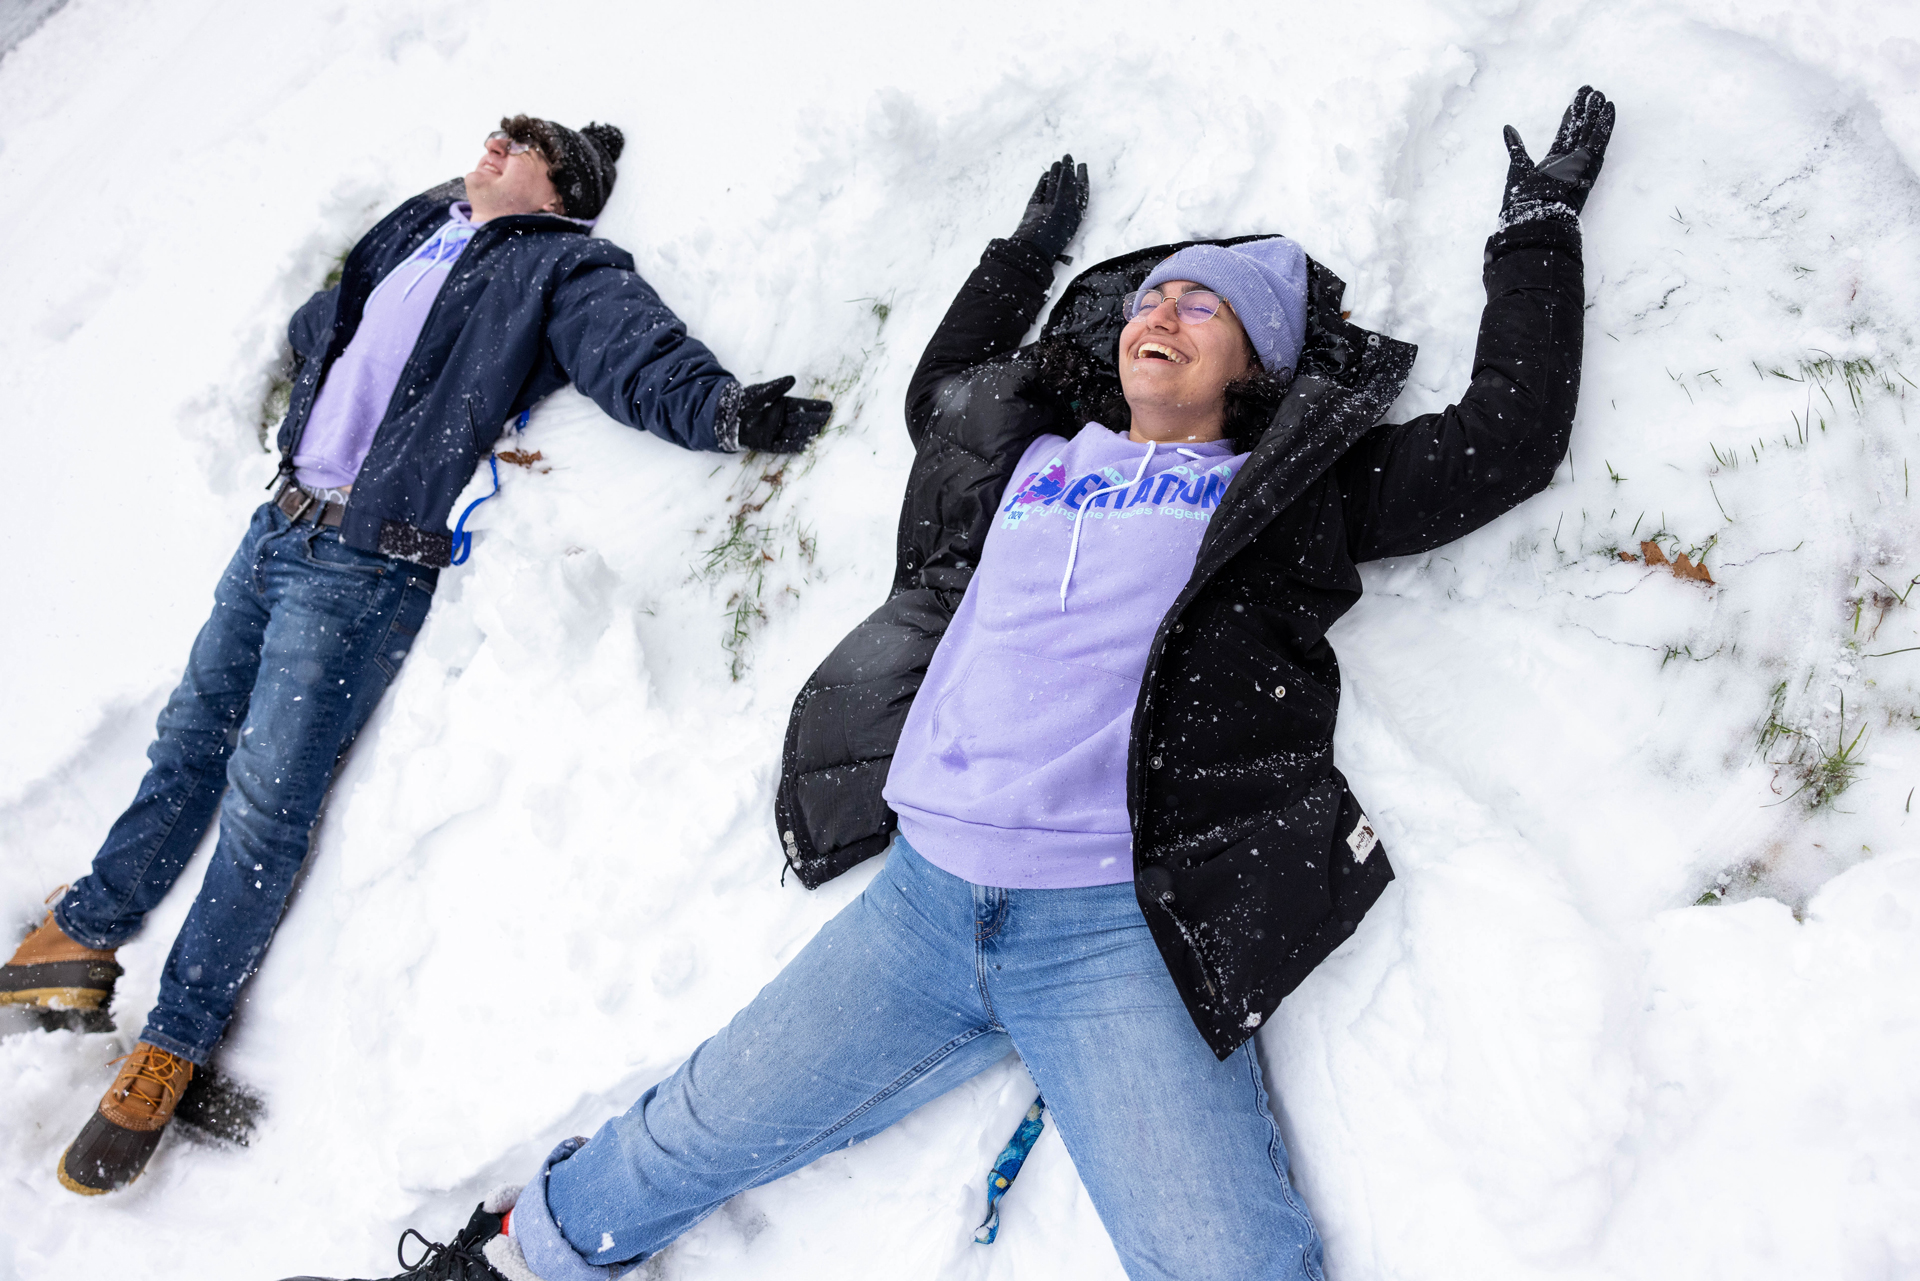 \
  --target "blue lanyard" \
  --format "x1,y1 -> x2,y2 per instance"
448,410 -> 531,566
